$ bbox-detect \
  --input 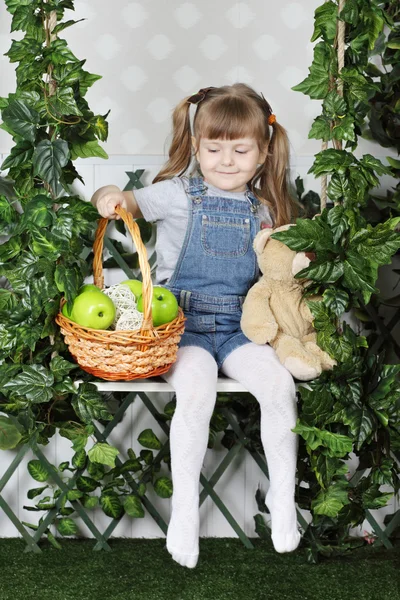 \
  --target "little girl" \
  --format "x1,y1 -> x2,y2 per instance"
92,83 -> 301,568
